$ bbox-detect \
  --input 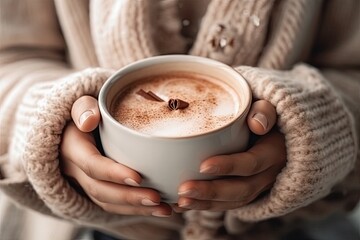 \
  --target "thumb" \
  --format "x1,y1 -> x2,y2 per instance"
247,100 -> 277,135
71,95 -> 101,132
